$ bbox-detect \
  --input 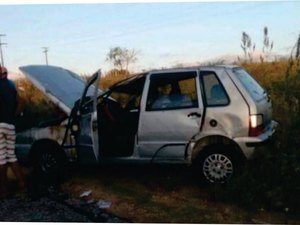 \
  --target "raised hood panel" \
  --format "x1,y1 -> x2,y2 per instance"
19,65 -> 98,115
